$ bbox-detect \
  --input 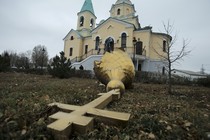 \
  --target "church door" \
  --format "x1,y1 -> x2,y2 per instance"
105,37 -> 114,52
138,64 -> 142,71
136,41 -> 143,55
